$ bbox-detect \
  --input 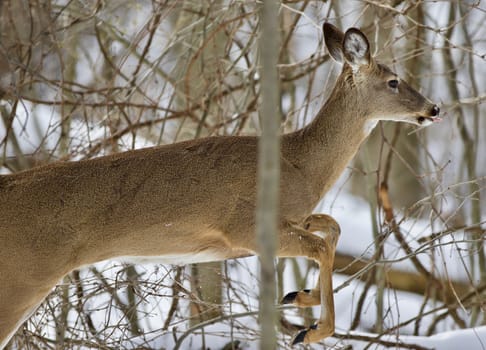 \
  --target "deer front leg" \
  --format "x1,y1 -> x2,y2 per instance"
281,214 -> 340,308
277,214 -> 340,344
291,254 -> 335,344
